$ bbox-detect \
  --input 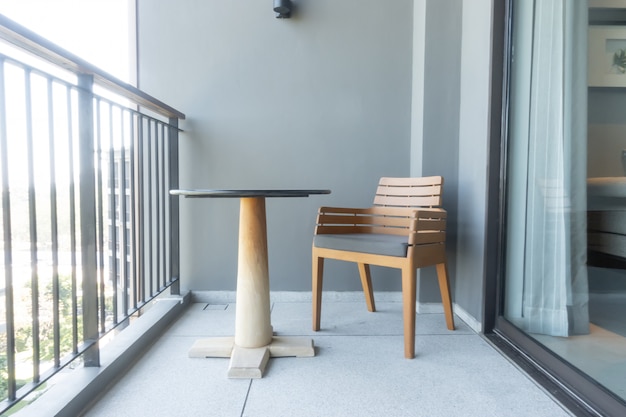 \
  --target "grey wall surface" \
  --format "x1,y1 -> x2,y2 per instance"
137,0 -> 414,292
137,0 -> 494,327
418,0 -> 462,302
455,0 -> 493,322
411,0 -> 492,324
